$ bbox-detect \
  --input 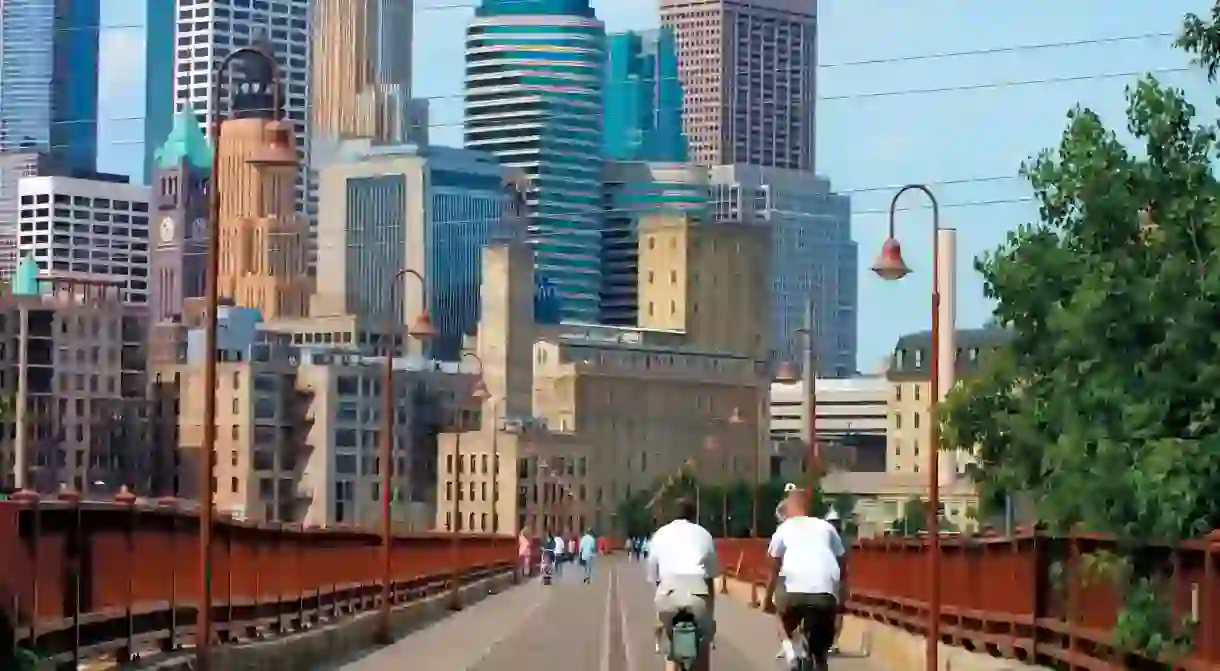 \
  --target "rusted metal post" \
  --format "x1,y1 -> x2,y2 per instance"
200,46 -> 284,671
12,490 -> 41,652
59,485 -> 82,668
115,486 -> 137,663
158,497 -> 179,652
